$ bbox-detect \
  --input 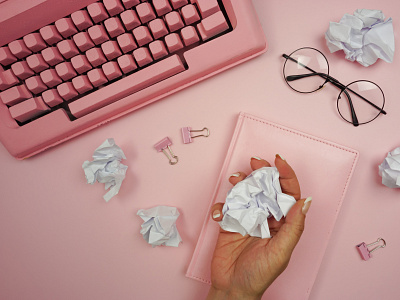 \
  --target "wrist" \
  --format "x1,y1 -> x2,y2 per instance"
206,286 -> 262,300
